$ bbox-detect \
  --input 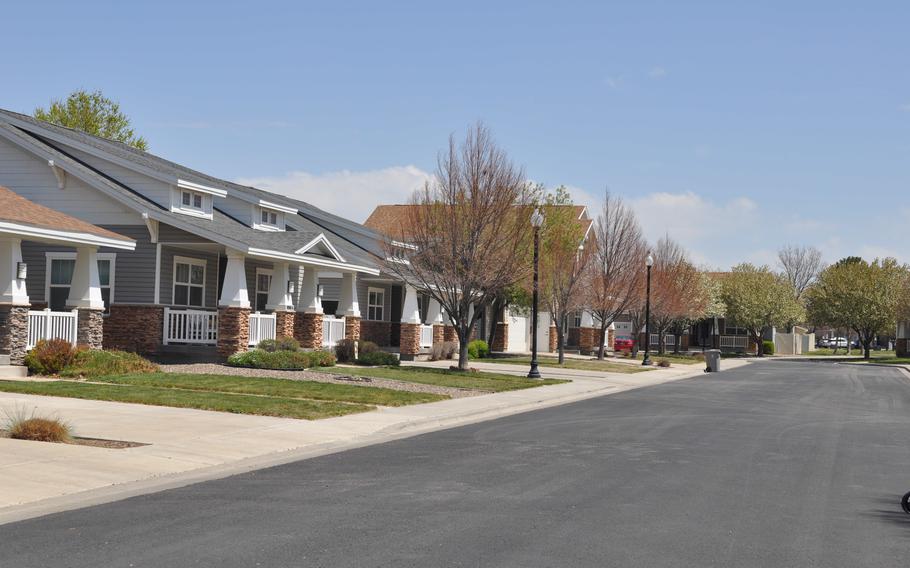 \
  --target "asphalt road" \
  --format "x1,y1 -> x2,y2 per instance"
2,361 -> 910,567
